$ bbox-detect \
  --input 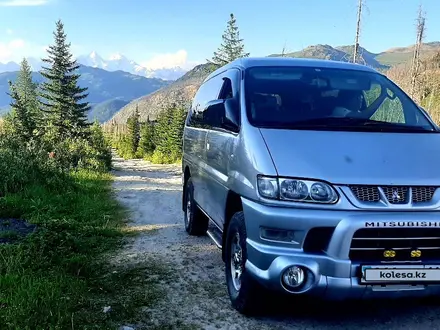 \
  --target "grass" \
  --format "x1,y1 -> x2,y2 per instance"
0,169 -> 170,329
